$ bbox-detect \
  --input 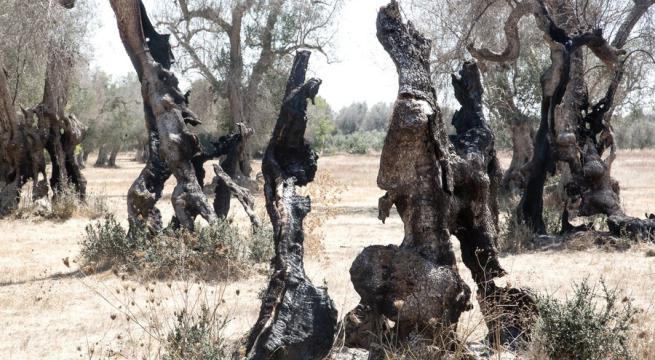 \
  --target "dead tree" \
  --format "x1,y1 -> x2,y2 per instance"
344,2 -> 536,354
469,0 -> 655,240
243,50 -> 337,360
110,0 -> 217,232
